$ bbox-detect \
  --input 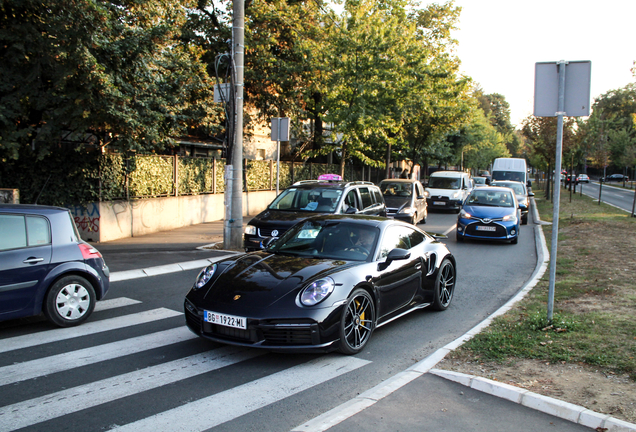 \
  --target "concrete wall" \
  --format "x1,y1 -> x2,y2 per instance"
68,190 -> 277,243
